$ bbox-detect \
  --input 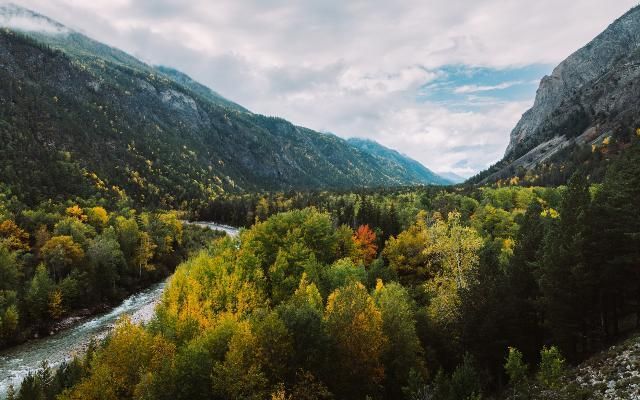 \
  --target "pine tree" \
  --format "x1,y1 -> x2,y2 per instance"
506,201 -> 545,360
539,172 -> 595,359
585,144 -> 640,337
